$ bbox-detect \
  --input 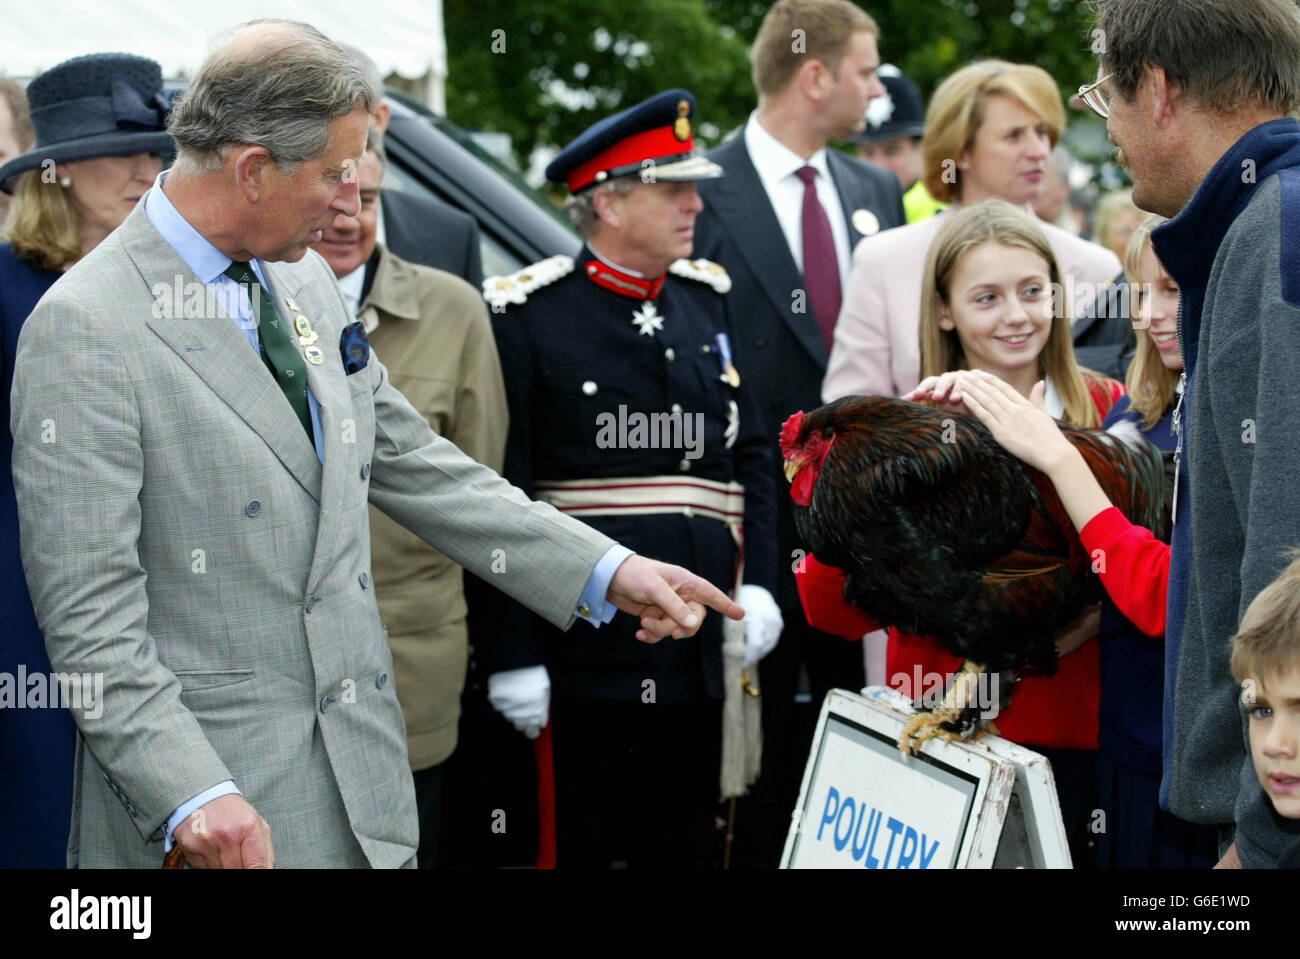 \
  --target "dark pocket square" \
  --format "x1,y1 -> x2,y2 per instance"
340,321 -> 371,375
